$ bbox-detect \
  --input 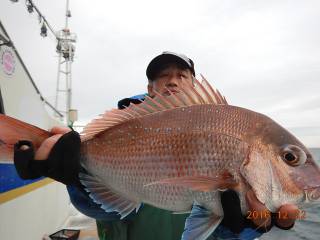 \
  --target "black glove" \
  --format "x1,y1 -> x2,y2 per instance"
14,131 -> 81,185
220,190 -> 294,234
